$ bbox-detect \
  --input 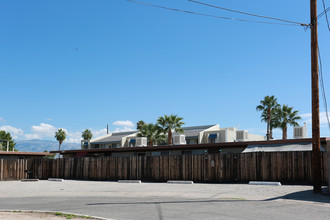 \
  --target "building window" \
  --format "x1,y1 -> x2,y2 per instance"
208,134 -> 217,143
209,138 -> 216,143
112,143 -> 119,148
129,139 -> 136,147
186,139 -> 197,144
